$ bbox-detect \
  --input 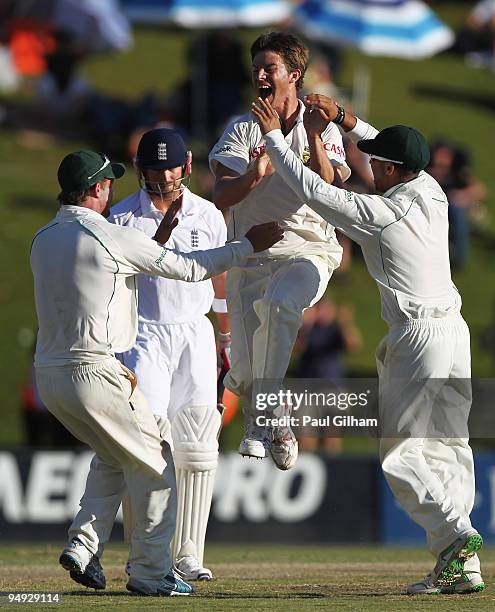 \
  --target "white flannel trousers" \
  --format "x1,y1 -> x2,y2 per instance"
35,357 -> 177,581
377,315 -> 479,570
